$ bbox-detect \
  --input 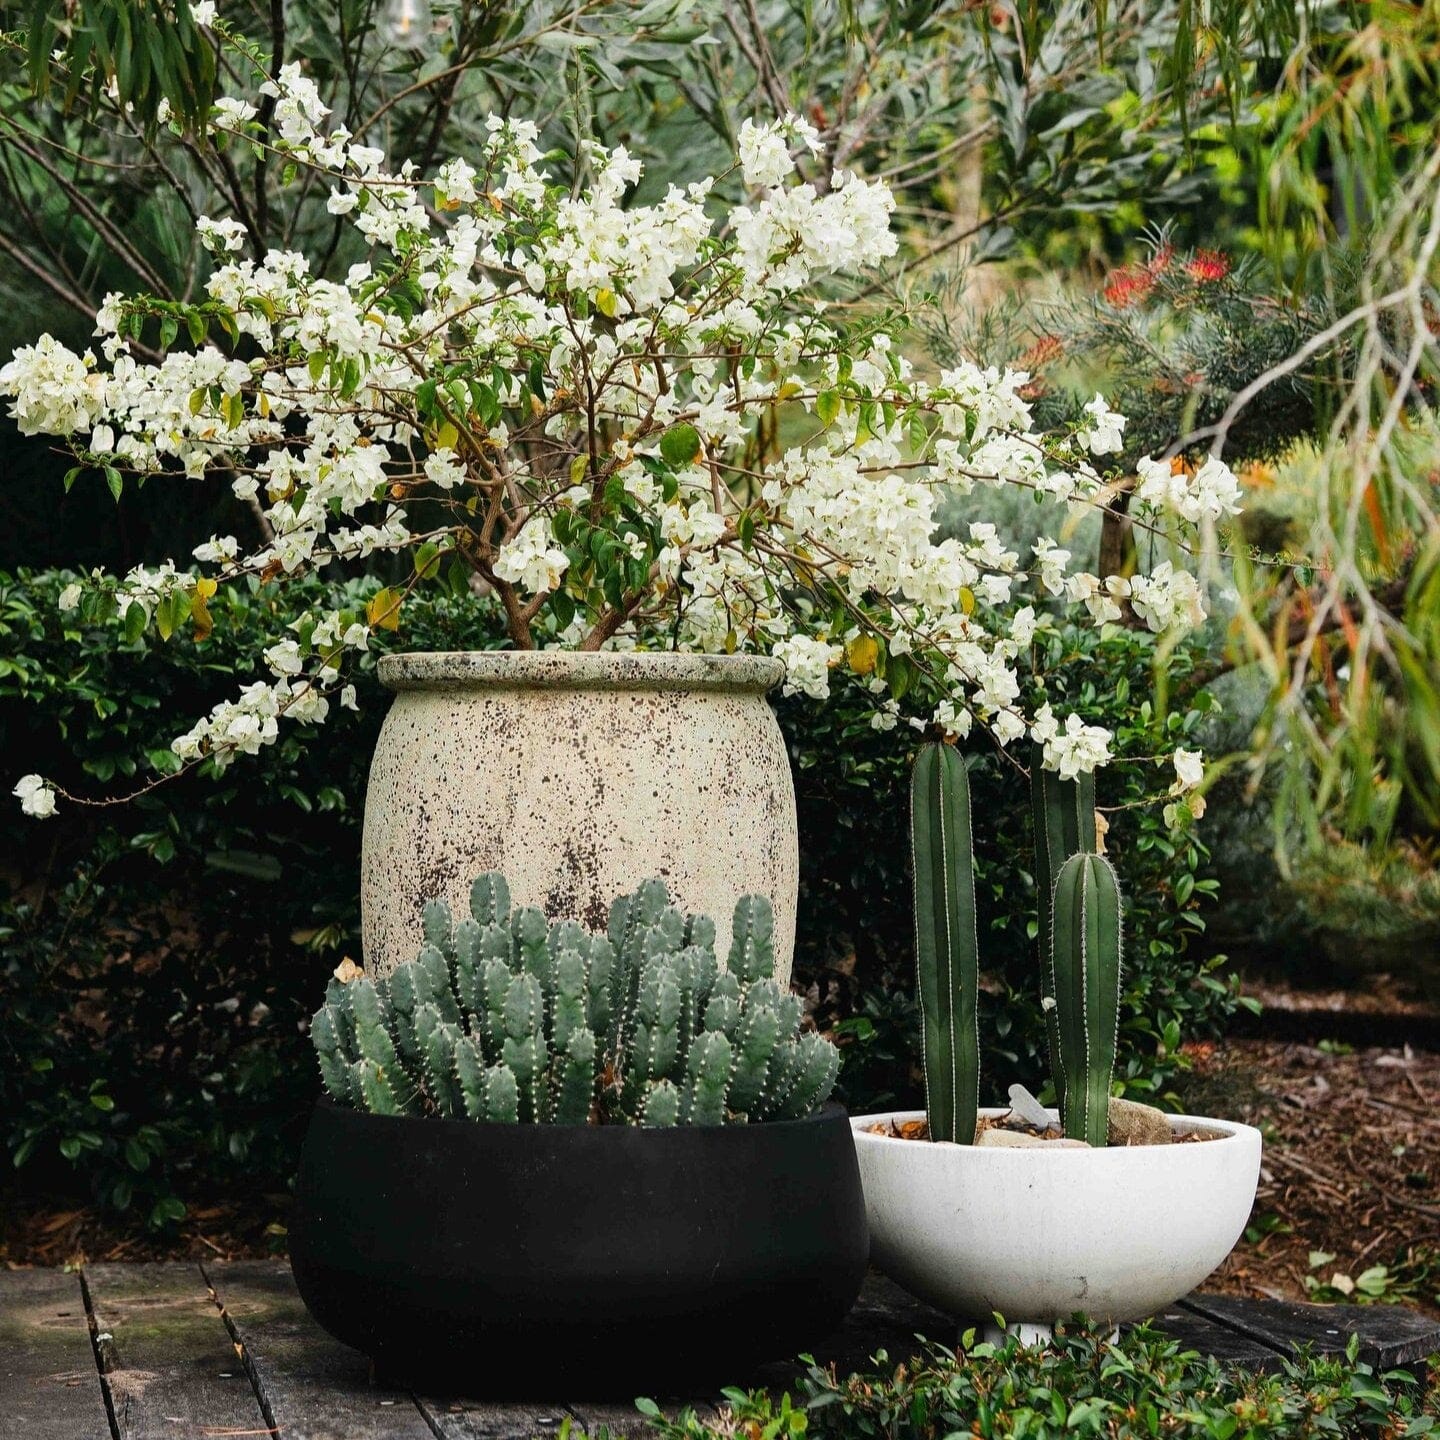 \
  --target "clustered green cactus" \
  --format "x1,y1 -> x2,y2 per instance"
311,874 -> 840,1127
910,741 -> 1124,1146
